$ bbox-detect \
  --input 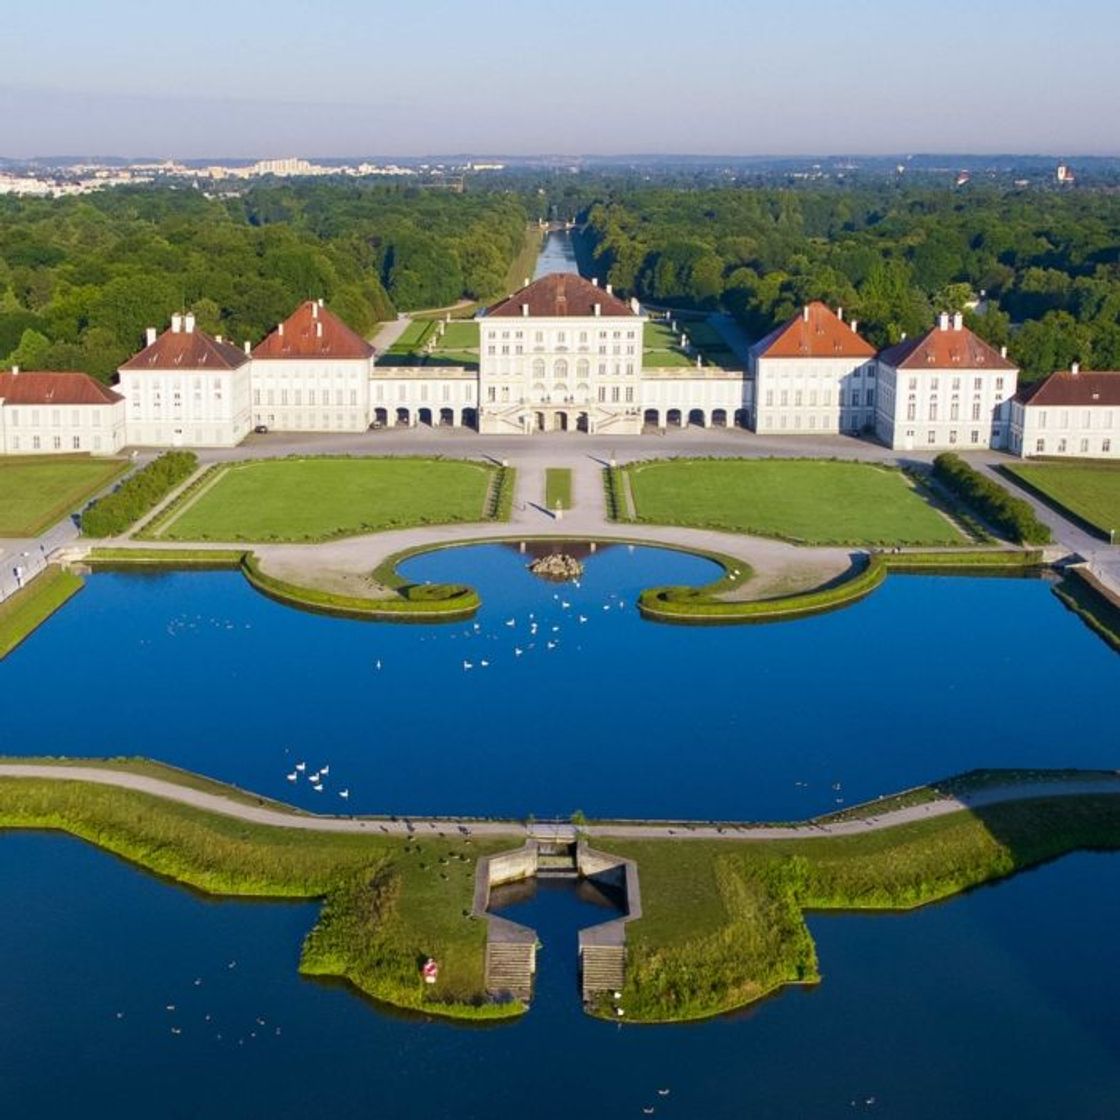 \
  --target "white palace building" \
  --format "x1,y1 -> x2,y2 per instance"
0,272 -> 1116,459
